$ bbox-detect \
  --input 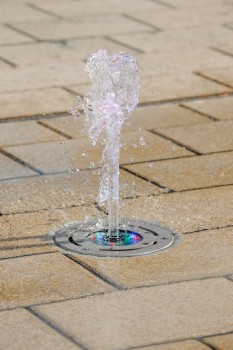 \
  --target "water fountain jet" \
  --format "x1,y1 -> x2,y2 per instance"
52,50 -> 179,257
